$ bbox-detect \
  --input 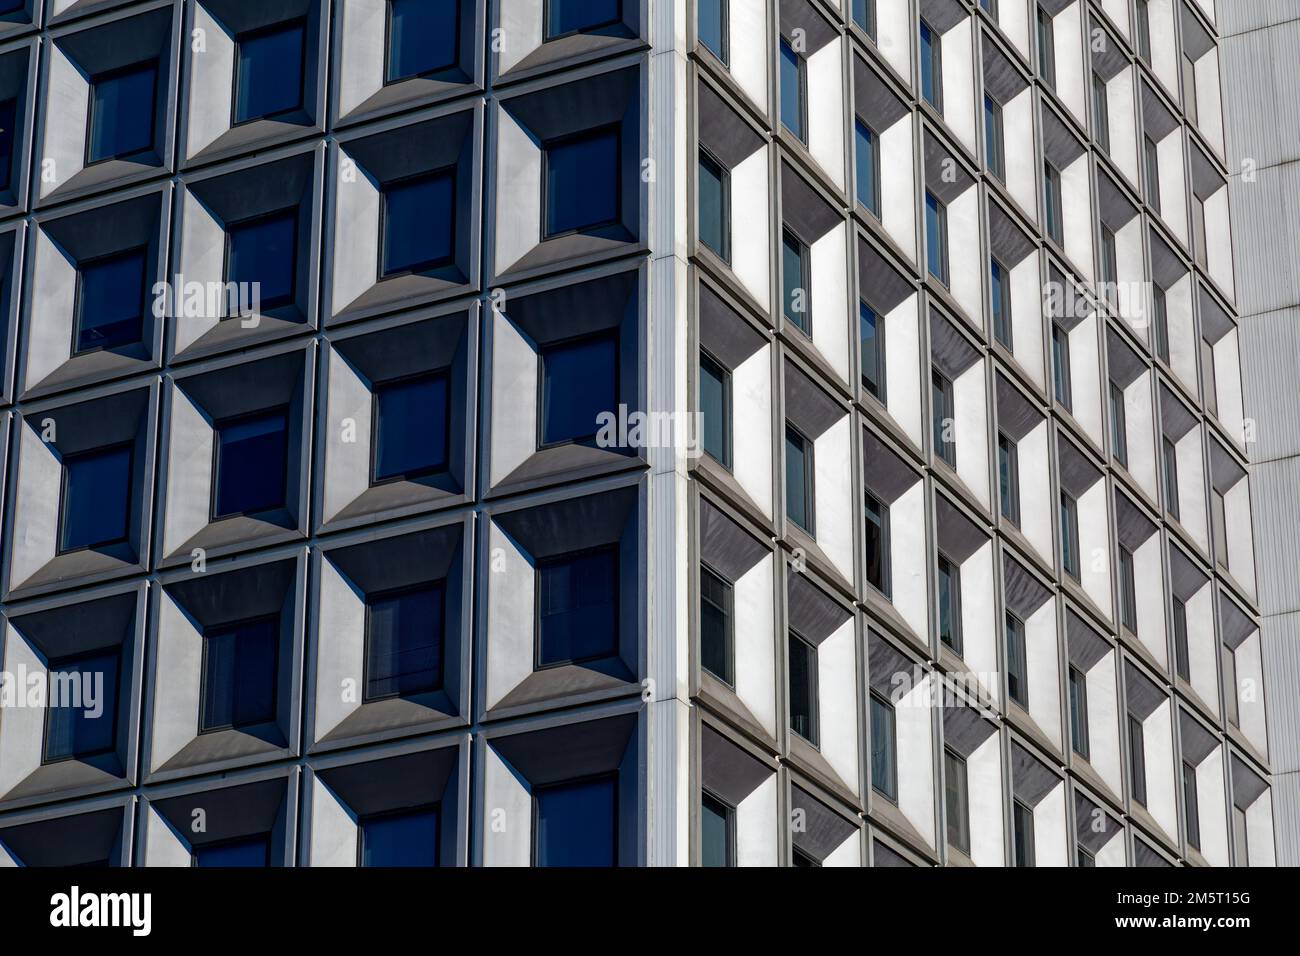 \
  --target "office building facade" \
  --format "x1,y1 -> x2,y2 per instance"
0,0 -> 1277,866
